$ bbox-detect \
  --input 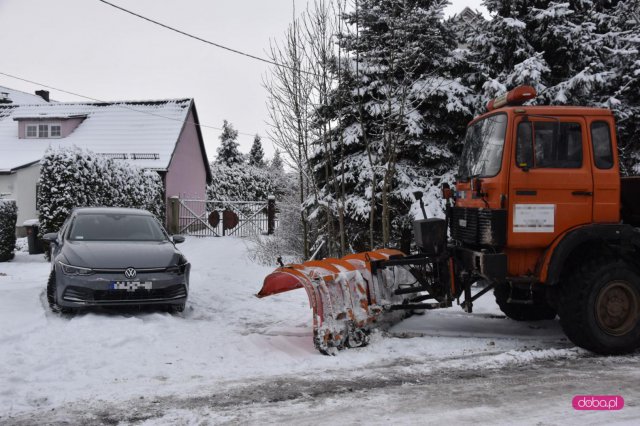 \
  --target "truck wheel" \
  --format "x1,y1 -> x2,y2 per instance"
559,259 -> 640,355
494,282 -> 557,321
